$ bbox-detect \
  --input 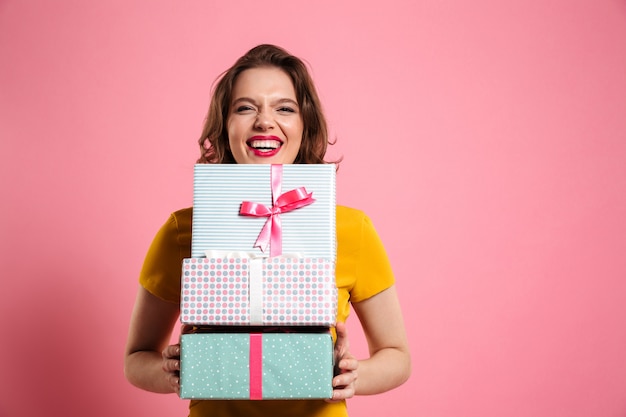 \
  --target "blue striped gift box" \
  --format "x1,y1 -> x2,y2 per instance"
191,164 -> 336,260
